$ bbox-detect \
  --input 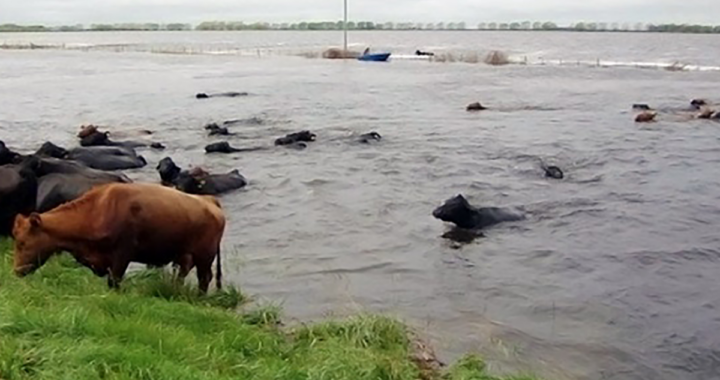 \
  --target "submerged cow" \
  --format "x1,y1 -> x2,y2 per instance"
466,102 -> 487,111
36,142 -> 146,171
0,160 -> 38,236
691,99 -> 708,109
12,183 -> 226,292
174,170 -> 247,195
697,109 -> 720,120
78,125 -> 153,139
543,165 -> 564,179
196,92 -> 248,99
539,159 -> 564,179
69,146 -> 147,171
12,155 -> 130,212
205,123 -> 234,136
205,142 -> 266,154
275,130 -> 316,146
0,141 -> 21,165
78,125 -> 153,149
156,157 -> 247,195
635,111 -> 657,123
27,156 -> 129,180
157,157 -> 182,185
358,132 -> 382,144
35,169 -> 130,213
432,194 -> 525,230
